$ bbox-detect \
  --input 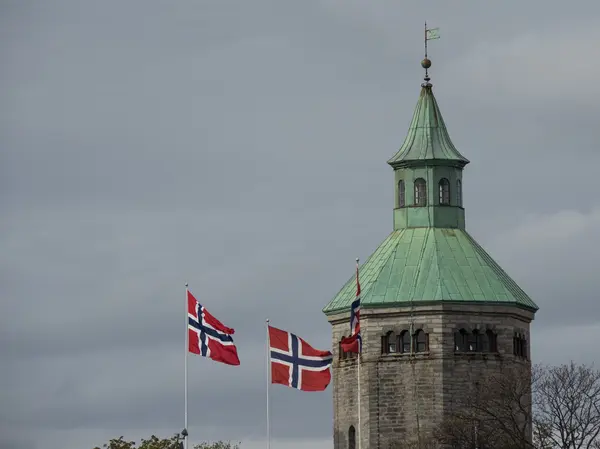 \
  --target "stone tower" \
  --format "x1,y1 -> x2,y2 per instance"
322,57 -> 539,449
